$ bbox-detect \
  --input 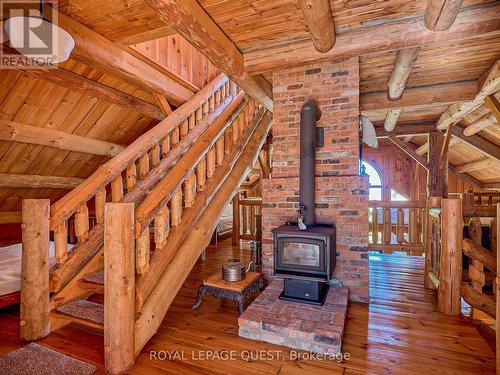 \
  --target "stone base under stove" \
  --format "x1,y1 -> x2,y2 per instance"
238,280 -> 348,354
